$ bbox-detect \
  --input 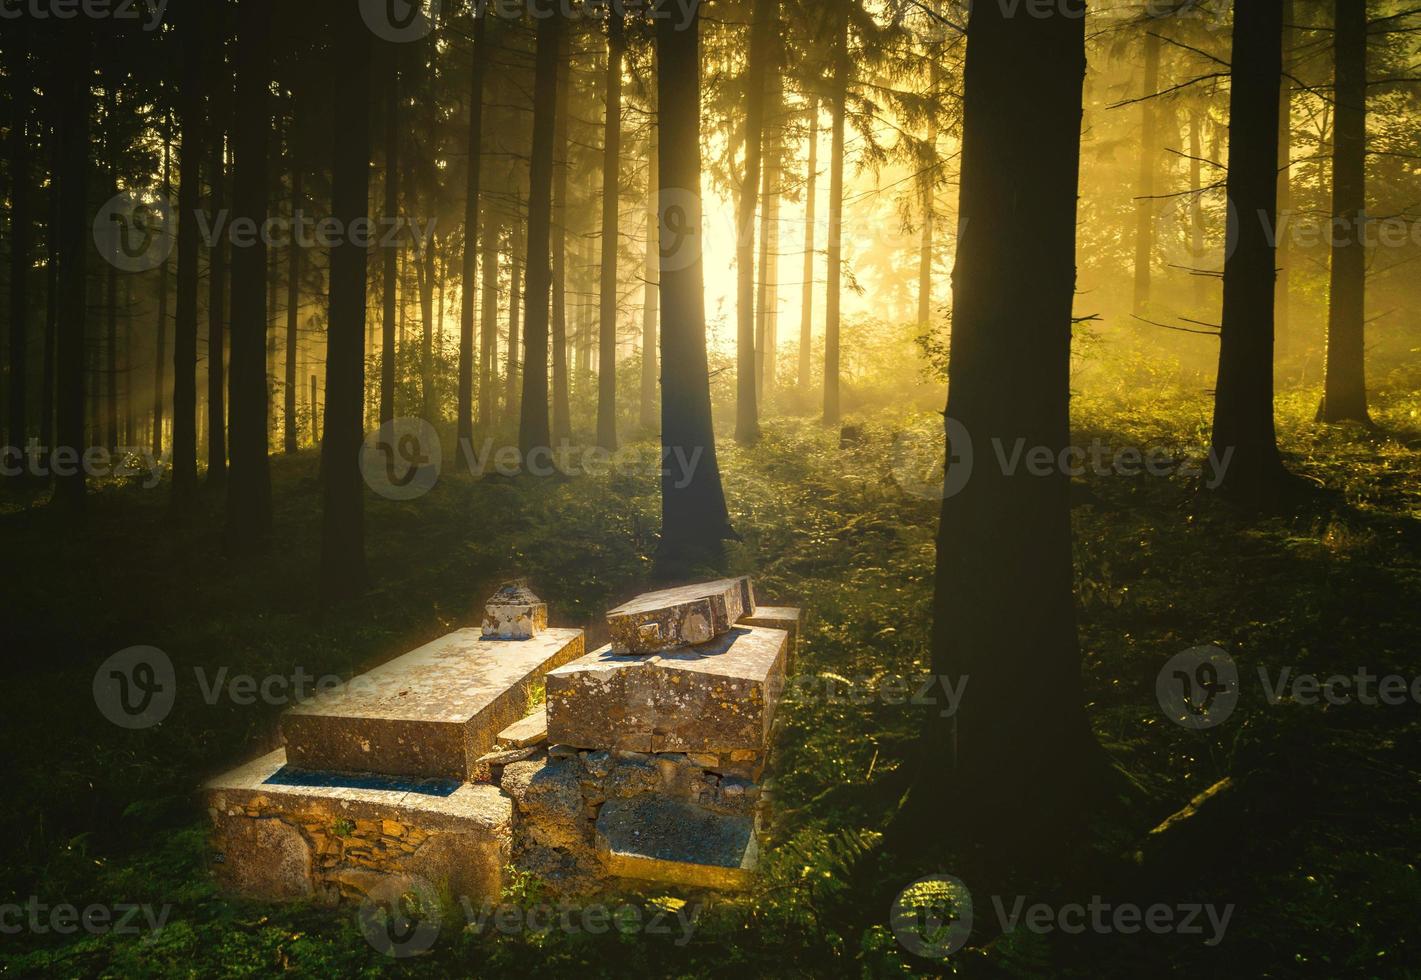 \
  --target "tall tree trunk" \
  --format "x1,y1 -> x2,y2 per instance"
551,33 -> 573,445
656,0 -> 736,566
283,164 -> 302,453
1132,30 -> 1160,316
506,204 -> 522,422
916,0 -> 1095,842
103,139 -> 118,454
597,10 -> 625,452
735,0 -> 776,444
380,48 -> 401,426
1211,0 -> 1289,498
53,36 -> 89,511
152,121 -> 171,457
518,12 -> 563,457
173,6 -> 205,502
640,127 -> 659,432
207,129 -> 228,486
7,27 -> 31,458
42,114 -> 59,463
823,7 -> 849,427
459,13 -> 488,444
225,0 -> 274,553
123,274 -> 133,447
417,234 -> 435,422
799,100 -> 818,392
917,62 -> 940,326
1276,0 -> 1294,356
756,54 -> 783,401
1189,107 -> 1206,310
320,1 -> 373,602
1318,0 -> 1370,423
479,210 -> 499,429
